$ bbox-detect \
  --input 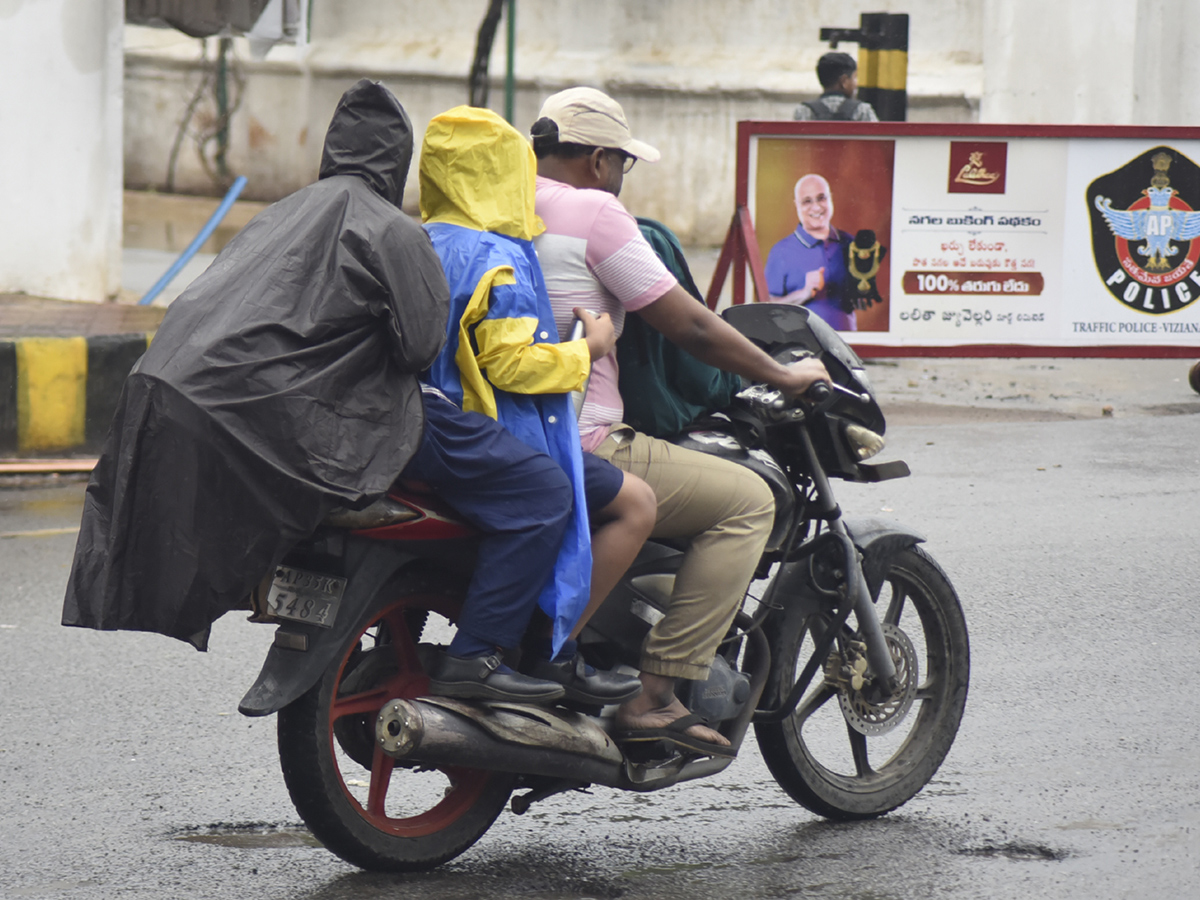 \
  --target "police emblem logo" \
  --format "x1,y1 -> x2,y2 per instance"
1087,146 -> 1200,315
